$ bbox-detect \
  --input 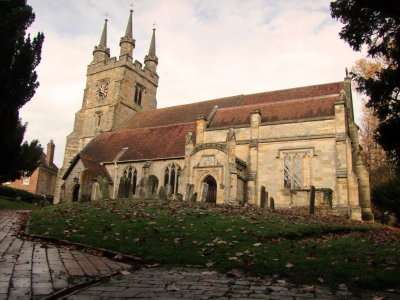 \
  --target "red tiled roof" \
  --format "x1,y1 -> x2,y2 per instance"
210,95 -> 337,128
239,82 -> 344,106
80,154 -> 112,181
120,81 -> 343,130
119,95 -> 241,130
82,123 -> 196,162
